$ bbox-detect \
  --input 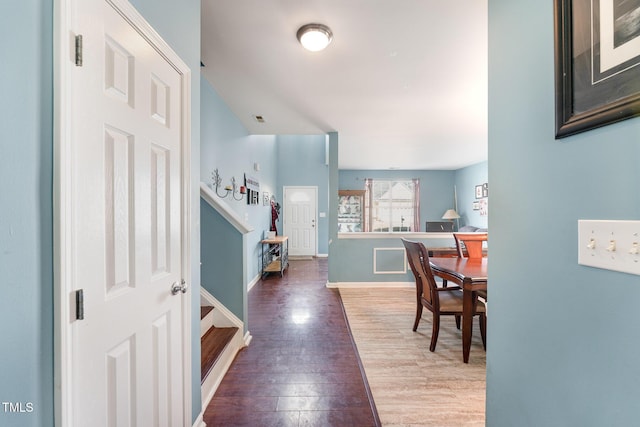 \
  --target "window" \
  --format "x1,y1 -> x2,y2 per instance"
364,179 -> 420,232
